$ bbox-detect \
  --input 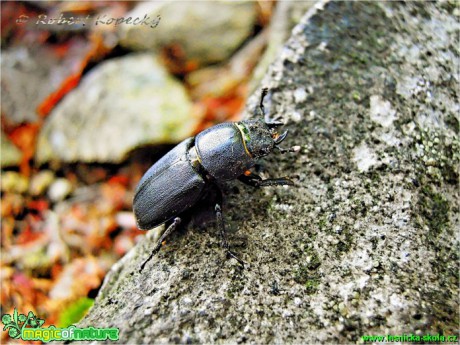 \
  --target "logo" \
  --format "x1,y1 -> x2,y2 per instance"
2,308 -> 119,342
2,309 -> 44,339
